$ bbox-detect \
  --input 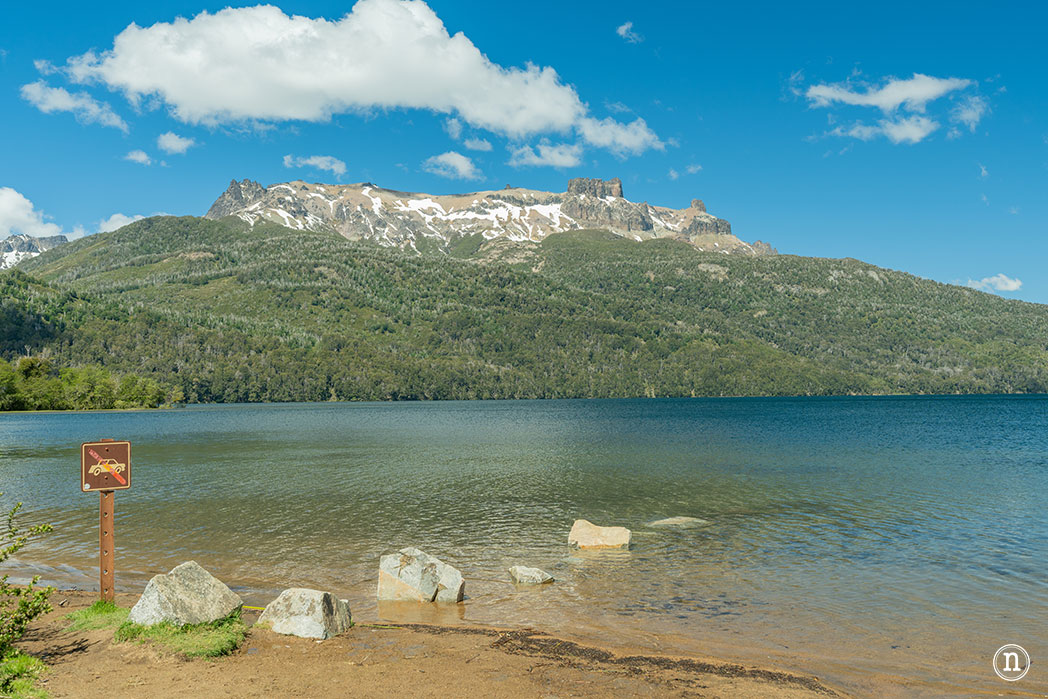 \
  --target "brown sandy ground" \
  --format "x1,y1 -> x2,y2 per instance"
17,591 -> 844,698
